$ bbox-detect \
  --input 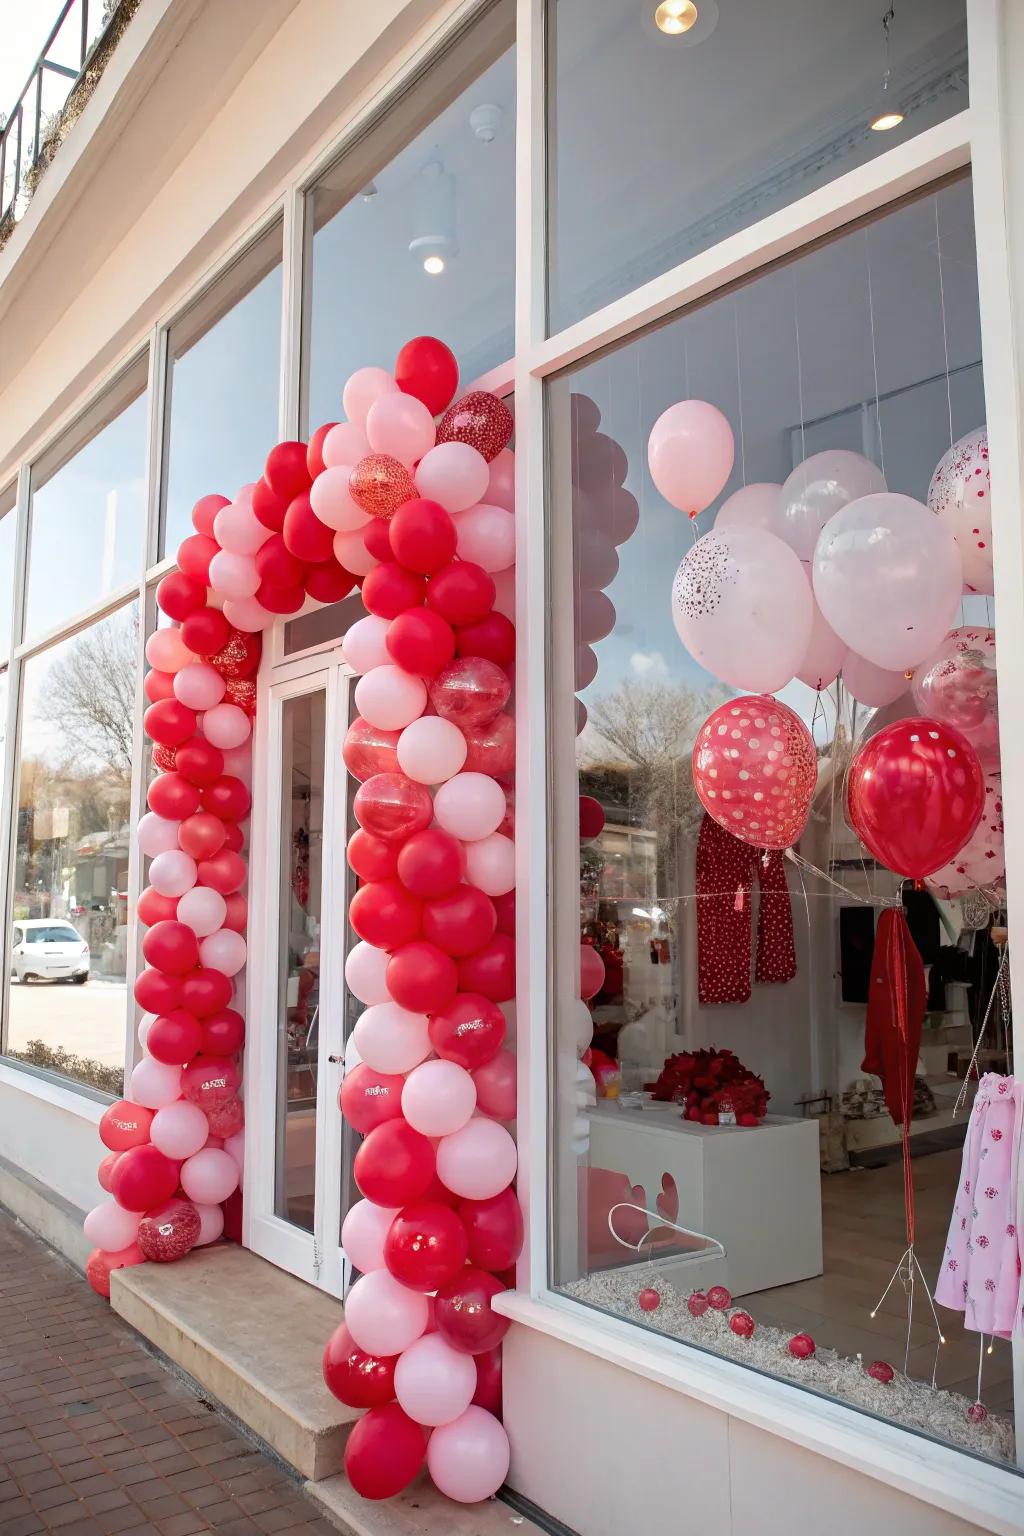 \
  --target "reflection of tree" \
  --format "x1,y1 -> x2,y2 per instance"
40,610 -> 137,782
